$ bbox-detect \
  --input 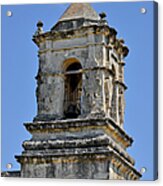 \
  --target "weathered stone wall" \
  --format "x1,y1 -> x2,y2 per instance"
21,159 -> 109,179
35,30 -> 107,121
34,24 -> 127,128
